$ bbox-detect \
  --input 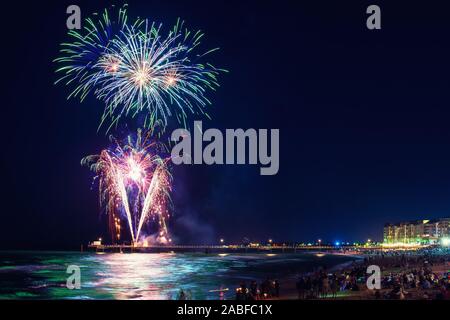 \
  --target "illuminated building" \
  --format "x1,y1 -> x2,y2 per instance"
383,218 -> 450,245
